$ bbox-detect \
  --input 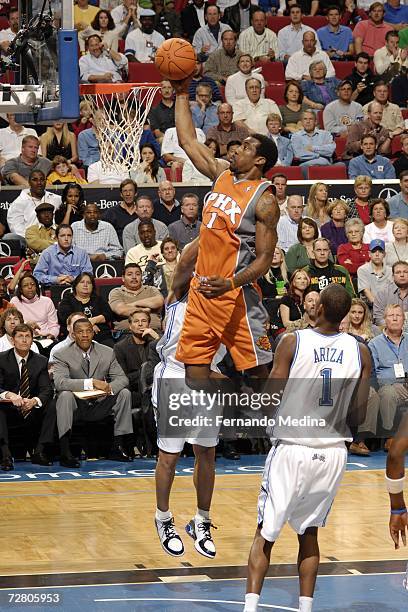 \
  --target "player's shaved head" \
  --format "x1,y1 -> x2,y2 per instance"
252,133 -> 278,173
319,285 -> 352,324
